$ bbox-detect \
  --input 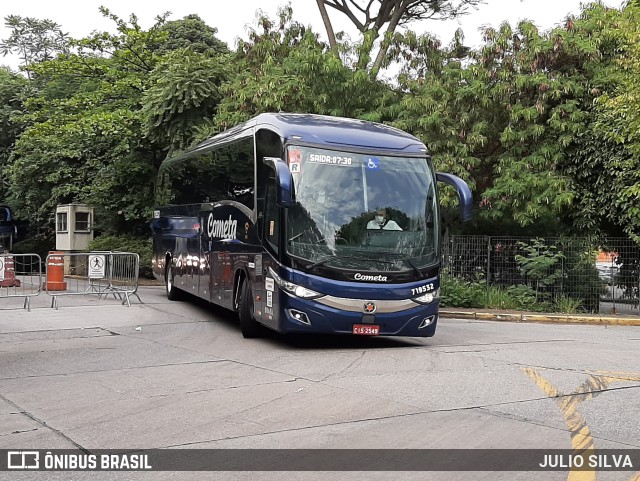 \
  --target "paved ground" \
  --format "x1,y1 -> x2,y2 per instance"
0,287 -> 639,481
